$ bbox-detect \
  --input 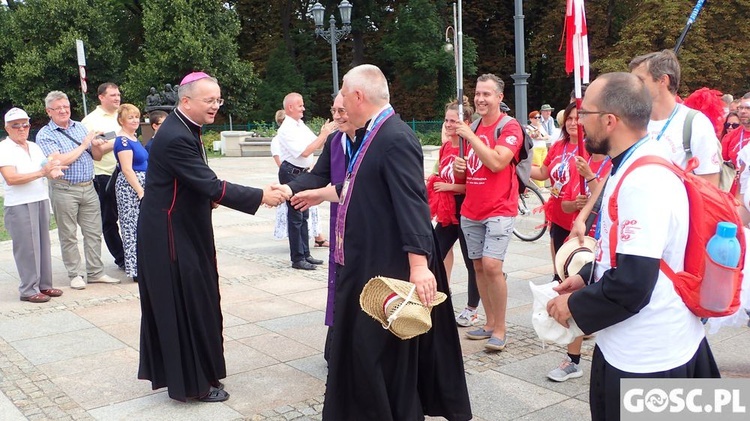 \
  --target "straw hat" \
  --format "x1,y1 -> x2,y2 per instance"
554,236 -> 598,279
359,276 -> 447,340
